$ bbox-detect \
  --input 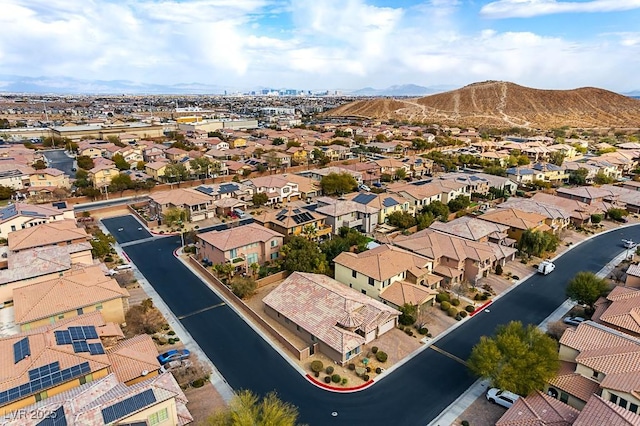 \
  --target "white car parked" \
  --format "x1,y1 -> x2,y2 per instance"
486,388 -> 520,409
